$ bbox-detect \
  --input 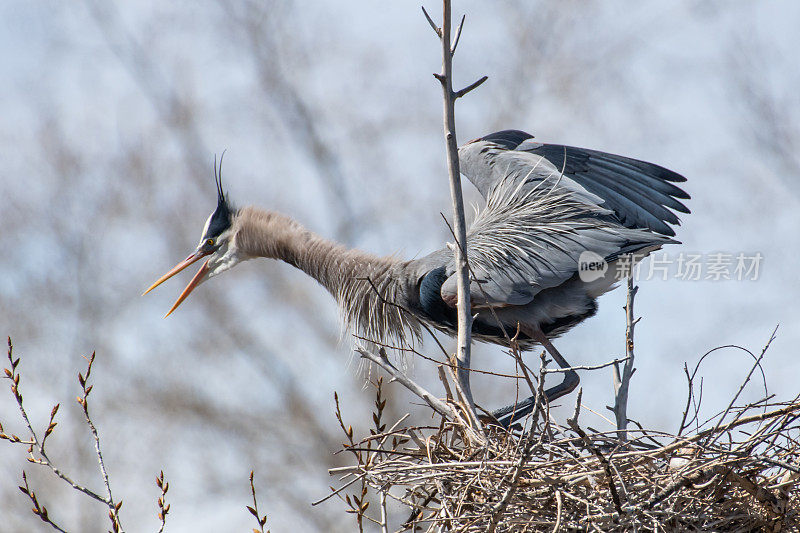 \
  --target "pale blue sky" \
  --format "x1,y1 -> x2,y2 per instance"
1,1 -> 799,530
